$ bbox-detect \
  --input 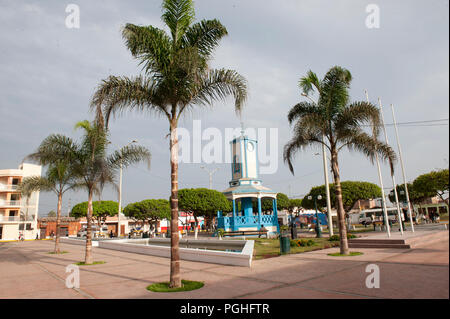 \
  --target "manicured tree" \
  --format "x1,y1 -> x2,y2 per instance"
123,199 -> 171,234
179,188 -> 231,238
413,169 -> 449,208
284,66 -> 396,255
47,211 -> 57,217
20,147 -> 79,253
71,201 -> 119,233
302,181 -> 382,212
260,193 -> 290,212
91,0 -> 247,288
37,120 -> 150,264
